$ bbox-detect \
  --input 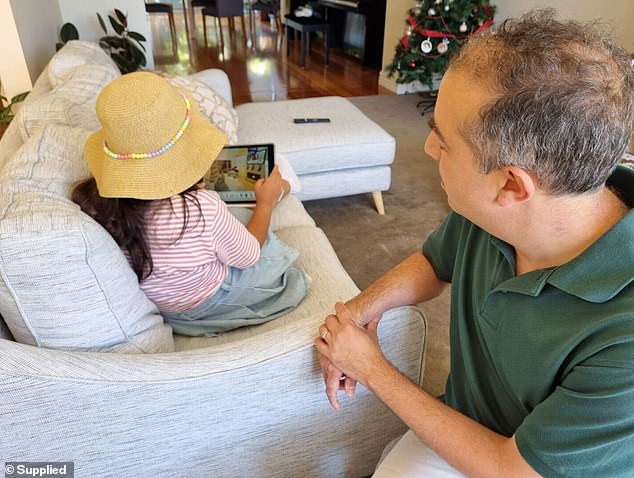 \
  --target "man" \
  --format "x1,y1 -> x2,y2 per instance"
315,10 -> 634,477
